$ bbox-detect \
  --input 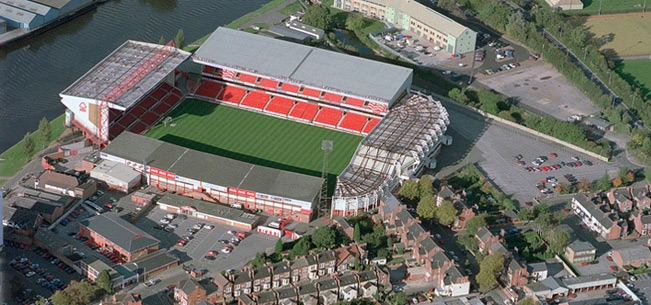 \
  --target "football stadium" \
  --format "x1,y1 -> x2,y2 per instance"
59,27 -> 450,222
